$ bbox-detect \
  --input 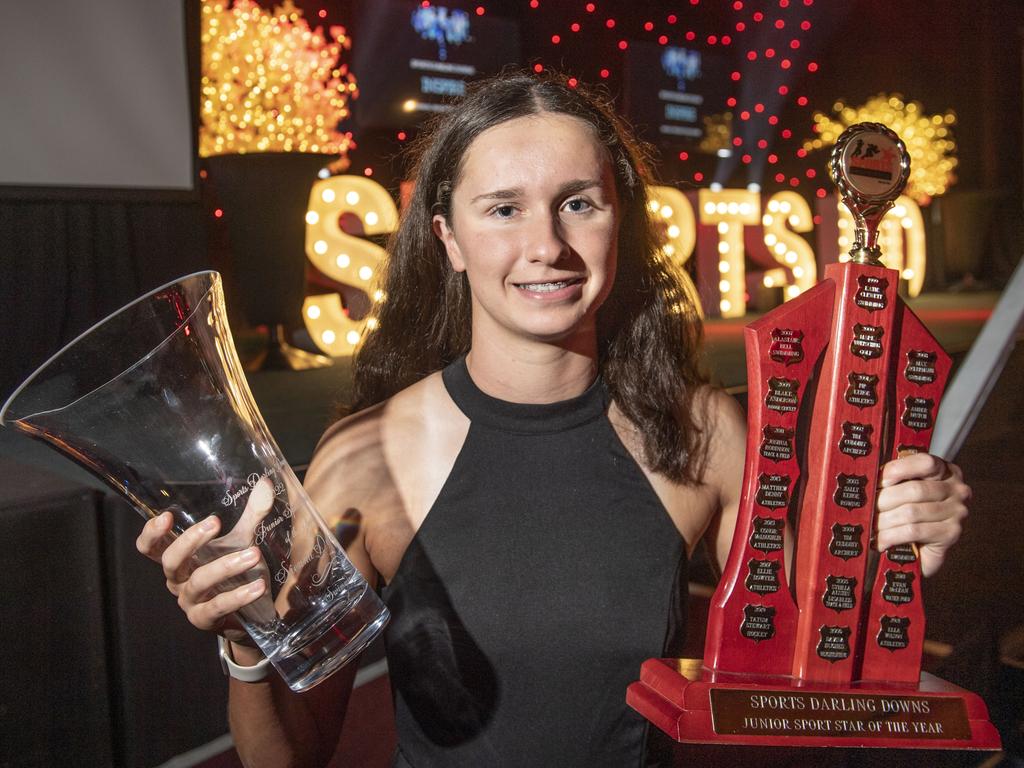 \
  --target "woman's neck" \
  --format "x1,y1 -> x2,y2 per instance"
465,333 -> 598,404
